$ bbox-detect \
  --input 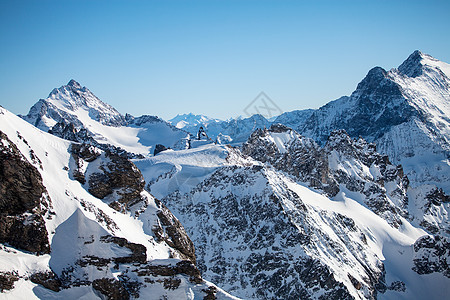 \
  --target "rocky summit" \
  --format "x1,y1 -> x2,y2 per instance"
1,51 -> 449,299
